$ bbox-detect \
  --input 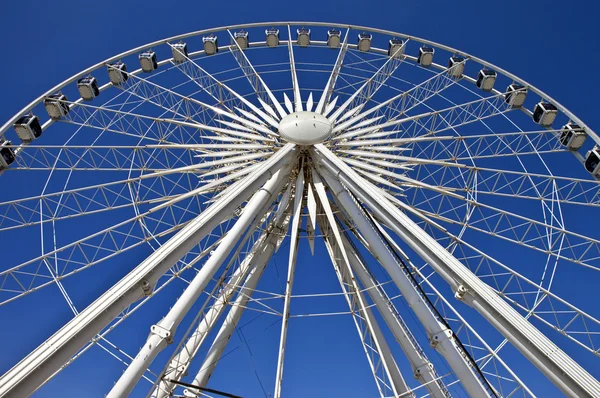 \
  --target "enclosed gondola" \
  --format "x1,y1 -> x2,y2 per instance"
533,102 -> 558,127
560,123 -> 586,150
297,27 -> 311,47
44,93 -> 70,120
417,46 -> 434,67
265,28 -> 280,47
171,42 -> 188,63
448,55 -> 466,77
357,33 -> 372,52
14,114 -> 42,143
203,35 -> 219,55
77,76 -> 100,101
0,140 -> 15,170
327,29 -> 341,48
585,147 -> 600,177
139,50 -> 158,73
504,83 -> 527,108
107,61 -> 128,86
388,38 -> 404,58
476,69 -> 497,92
234,30 -> 249,49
